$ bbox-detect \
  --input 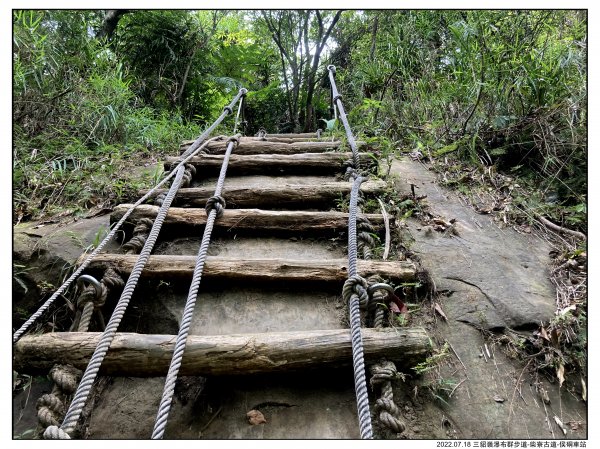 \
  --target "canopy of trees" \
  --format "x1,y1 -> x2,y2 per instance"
13,10 -> 586,231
